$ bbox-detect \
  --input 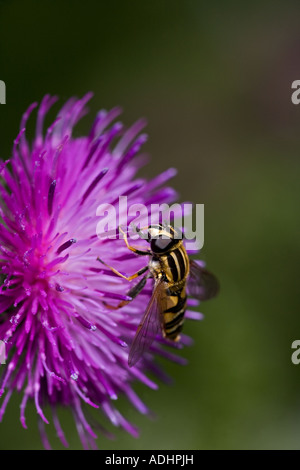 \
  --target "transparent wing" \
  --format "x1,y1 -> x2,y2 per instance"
187,260 -> 219,301
128,278 -> 166,367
